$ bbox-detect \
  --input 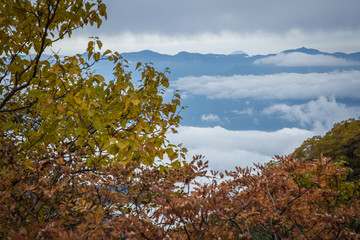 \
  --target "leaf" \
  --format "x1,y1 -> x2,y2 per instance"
103,49 -> 111,56
98,3 -> 107,17
94,74 -> 105,83
161,78 -> 169,88
94,52 -> 100,61
87,41 -> 94,51
132,99 -> 141,106
117,141 -> 129,151
96,40 -> 103,50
